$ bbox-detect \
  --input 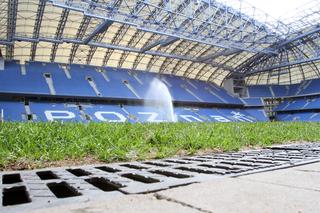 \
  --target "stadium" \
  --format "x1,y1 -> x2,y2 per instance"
1,0 -> 320,212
